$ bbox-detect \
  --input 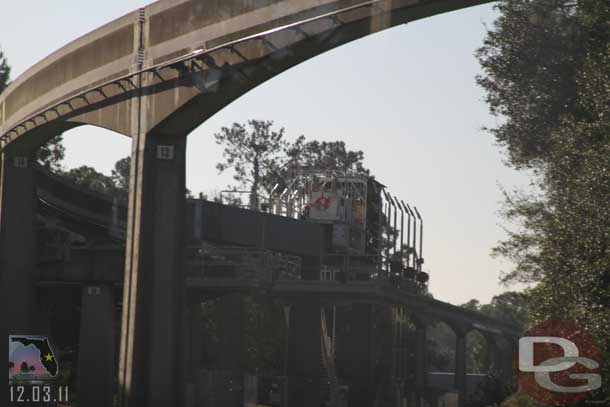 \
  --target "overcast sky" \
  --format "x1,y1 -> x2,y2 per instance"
1,0 -> 531,305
